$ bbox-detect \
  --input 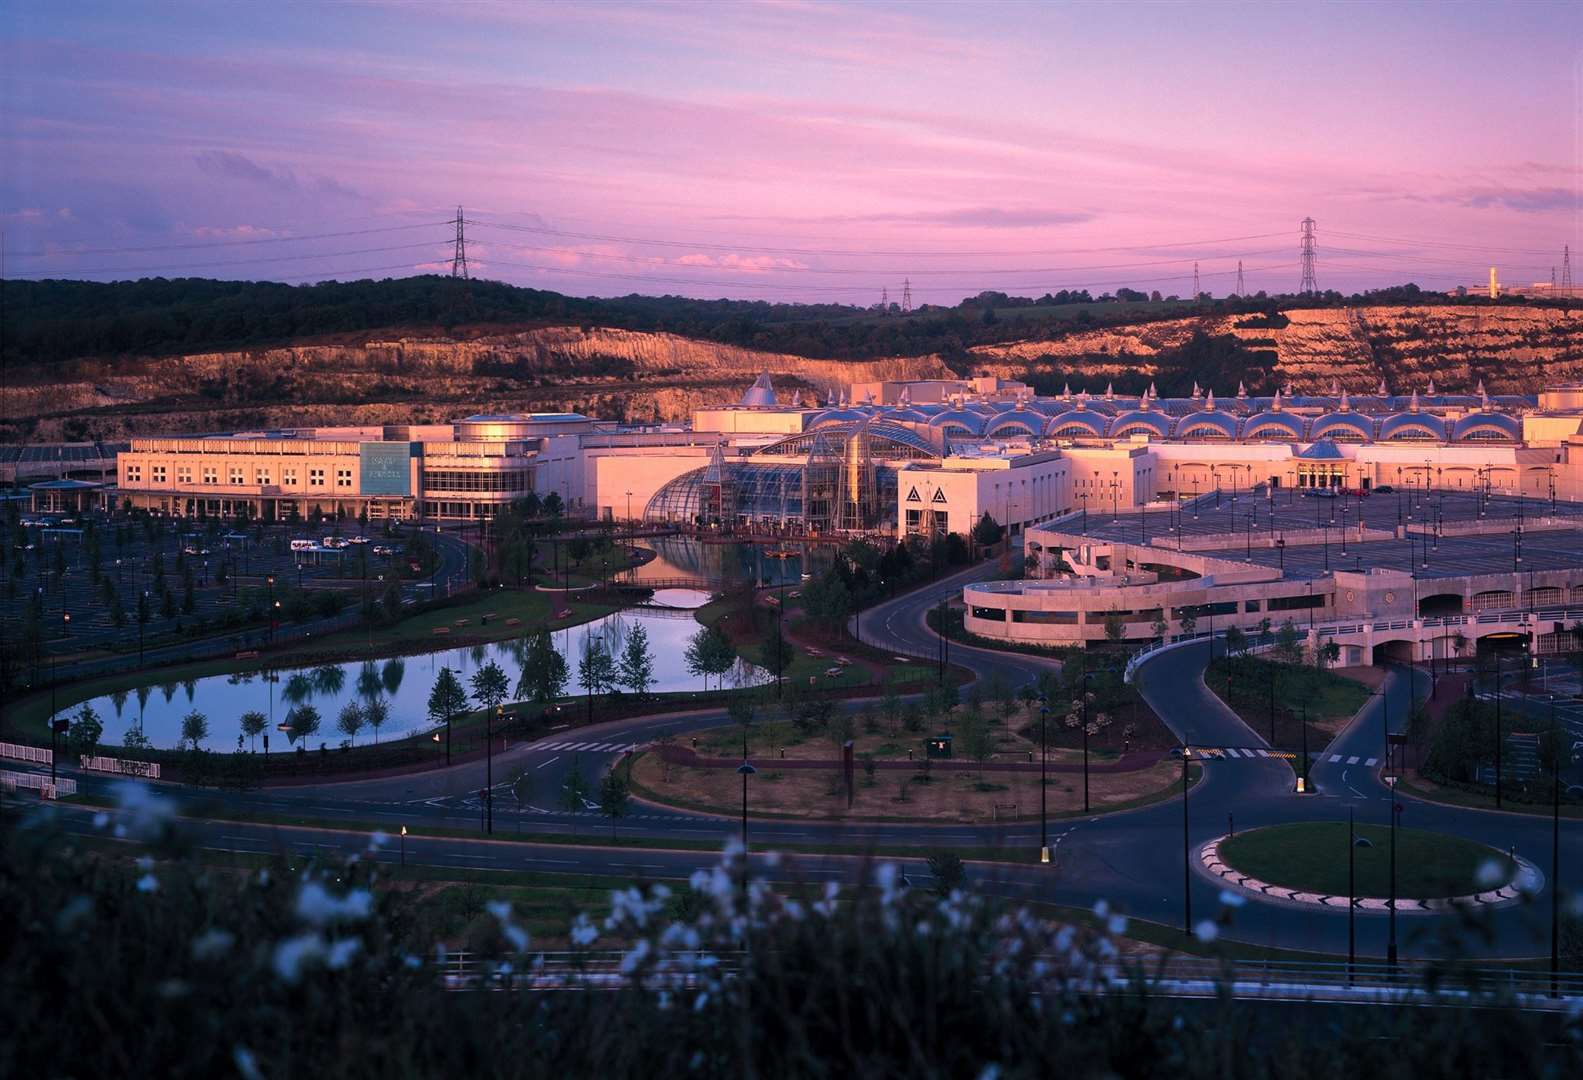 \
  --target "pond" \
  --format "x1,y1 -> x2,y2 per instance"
626,535 -> 835,588
81,589 -> 768,751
